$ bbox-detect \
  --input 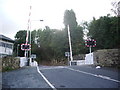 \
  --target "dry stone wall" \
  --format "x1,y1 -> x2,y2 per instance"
73,54 -> 85,60
0,56 -> 20,72
93,49 -> 120,67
